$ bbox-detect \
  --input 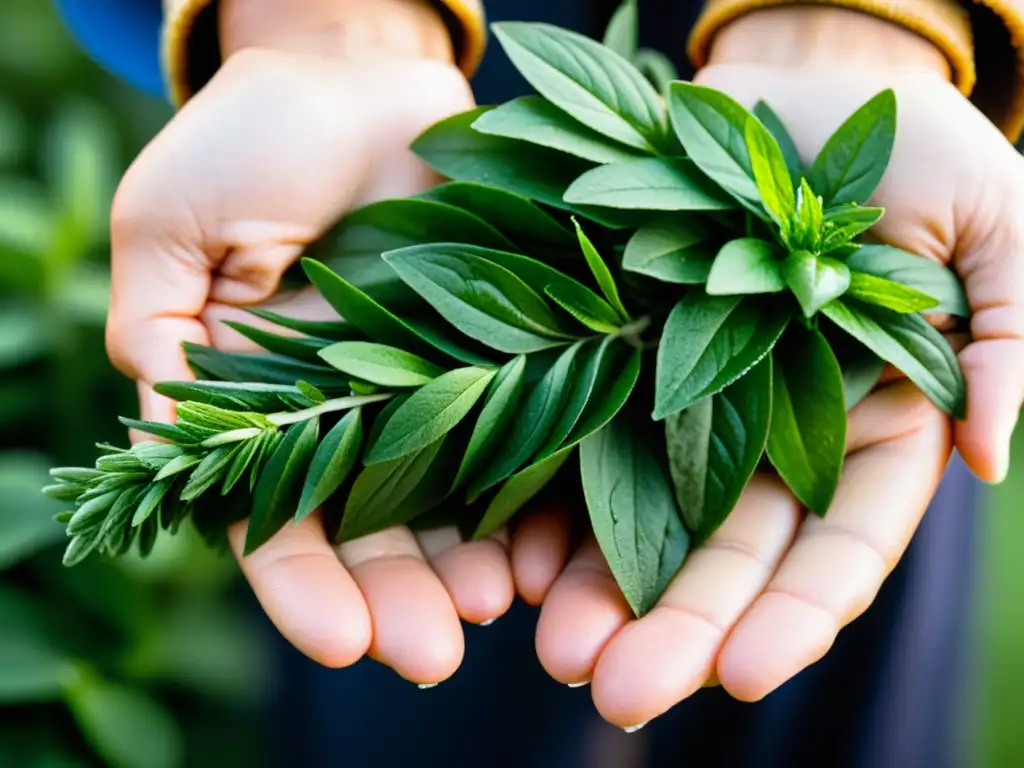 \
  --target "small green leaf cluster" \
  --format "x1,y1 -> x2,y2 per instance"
45,4 -> 970,615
